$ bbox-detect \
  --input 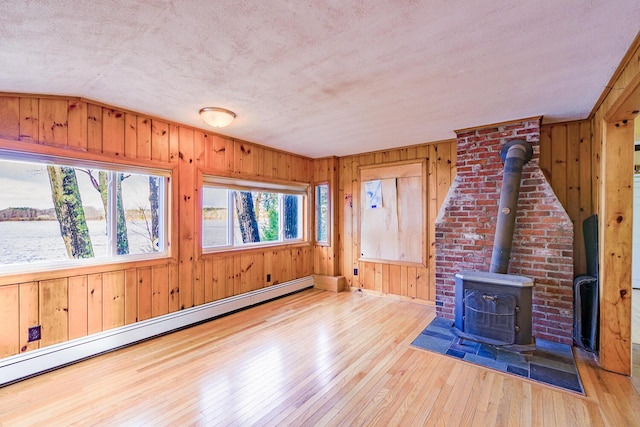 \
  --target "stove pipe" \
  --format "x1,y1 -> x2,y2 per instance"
489,140 -> 533,274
